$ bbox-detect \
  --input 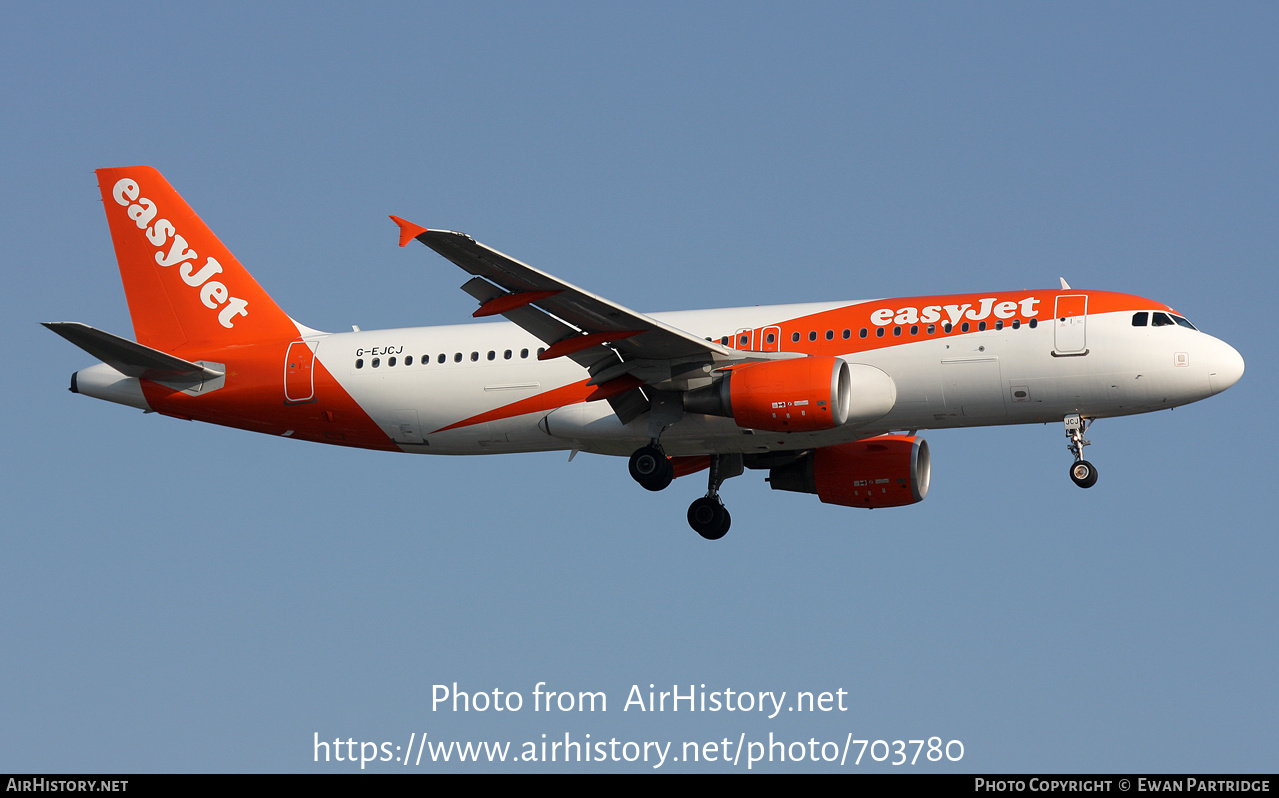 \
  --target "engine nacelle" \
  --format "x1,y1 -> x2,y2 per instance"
683,356 -> 849,432
767,435 -> 930,508
684,358 -> 895,433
